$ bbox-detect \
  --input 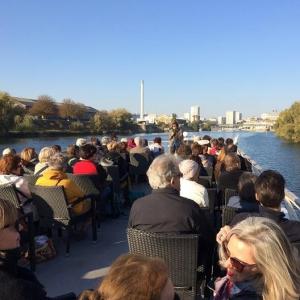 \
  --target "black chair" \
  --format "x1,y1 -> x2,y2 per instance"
204,166 -> 213,178
0,184 -> 36,271
30,185 -> 97,255
224,189 -> 238,206
127,228 -> 206,300
207,188 -> 217,216
129,152 -> 151,184
222,206 -> 237,226
198,176 -> 211,188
